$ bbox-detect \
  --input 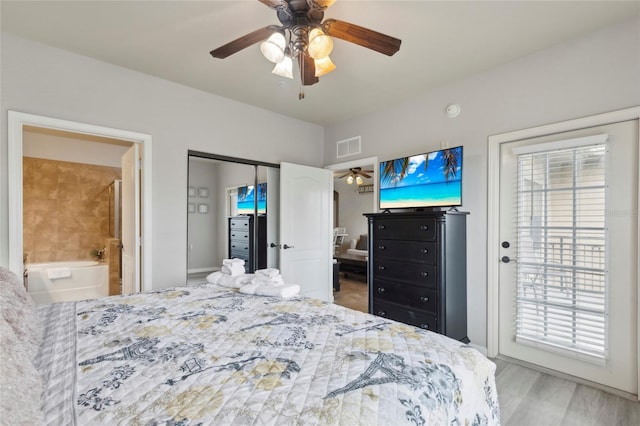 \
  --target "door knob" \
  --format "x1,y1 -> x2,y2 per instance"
501,256 -> 517,263
502,241 -> 510,248
283,244 -> 295,250
269,243 -> 281,249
